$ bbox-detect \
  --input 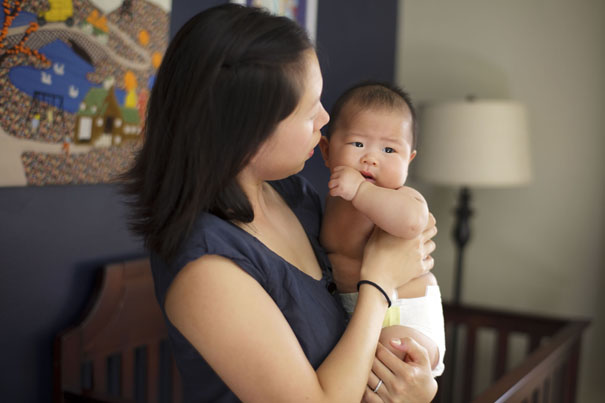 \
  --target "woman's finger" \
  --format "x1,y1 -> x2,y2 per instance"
365,367 -> 387,402
370,343 -> 411,402
424,212 -> 436,231
392,337 -> 431,368
362,385 -> 384,403
424,239 -> 436,255
367,370 -> 381,390
423,222 -> 437,239
422,255 -> 435,273
374,341 -> 404,376
428,212 -> 436,227
383,338 -> 439,402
